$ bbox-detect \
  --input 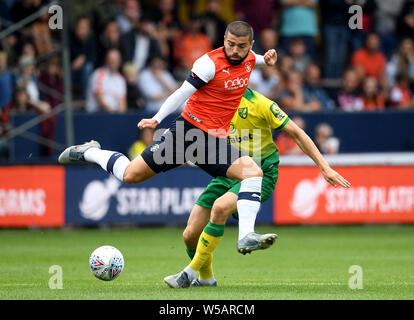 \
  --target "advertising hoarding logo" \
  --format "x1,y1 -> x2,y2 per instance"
0,166 -> 64,227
